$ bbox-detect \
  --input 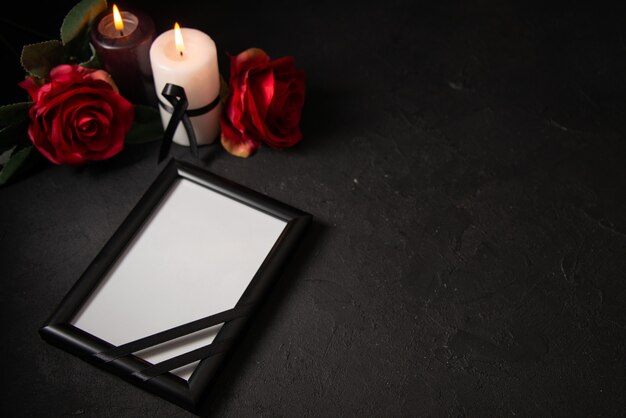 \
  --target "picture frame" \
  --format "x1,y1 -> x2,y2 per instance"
39,159 -> 312,413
